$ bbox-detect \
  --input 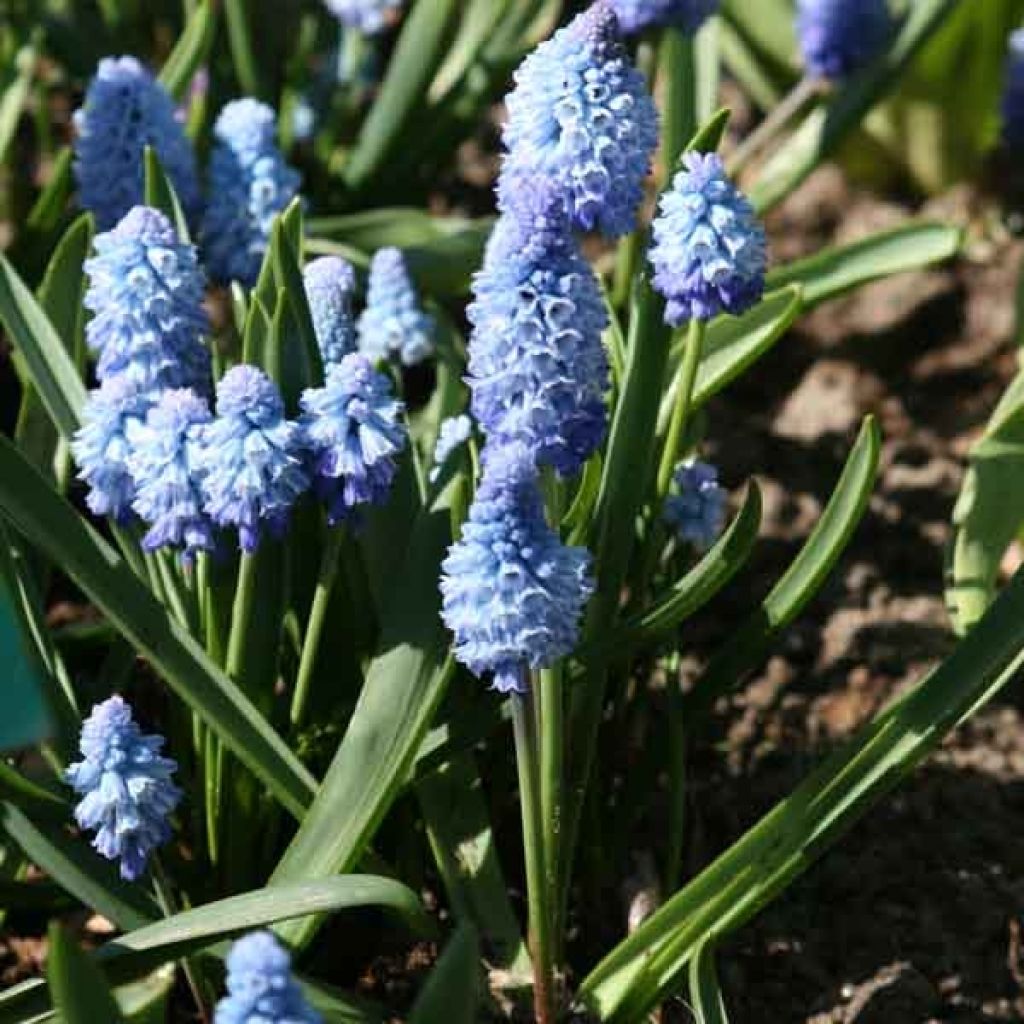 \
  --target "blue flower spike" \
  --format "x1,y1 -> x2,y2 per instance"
357,248 -> 435,367
648,152 -> 767,326
610,0 -> 719,34
440,442 -> 594,694
197,366 -> 310,552
323,0 -> 404,35
73,56 -> 200,230
201,99 -> 301,286
664,458 -> 727,550
796,0 -> 894,81
304,256 -> 358,368
1003,29 -> 1024,150
467,177 -> 609,476
500,0 -> 659,237
65,696 -> 182,881
215,931 -> 321,1024
301,353 -> 407,525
